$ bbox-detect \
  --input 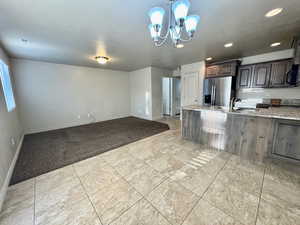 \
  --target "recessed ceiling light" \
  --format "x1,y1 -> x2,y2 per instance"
224,43 -> 233,48
176,43 -> 184,49
95,56 -> 109,64
271,42 -> 281,47
206,57 -> 213,61
265,8 -> 283,18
